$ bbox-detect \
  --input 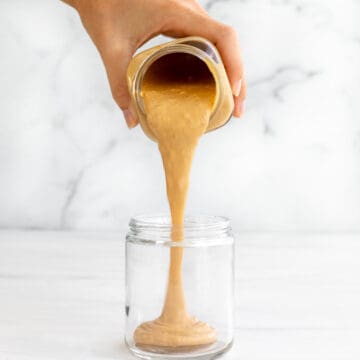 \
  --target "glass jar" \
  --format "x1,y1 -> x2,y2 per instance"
126,36 -> 234,141
125,214 -> 235,360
